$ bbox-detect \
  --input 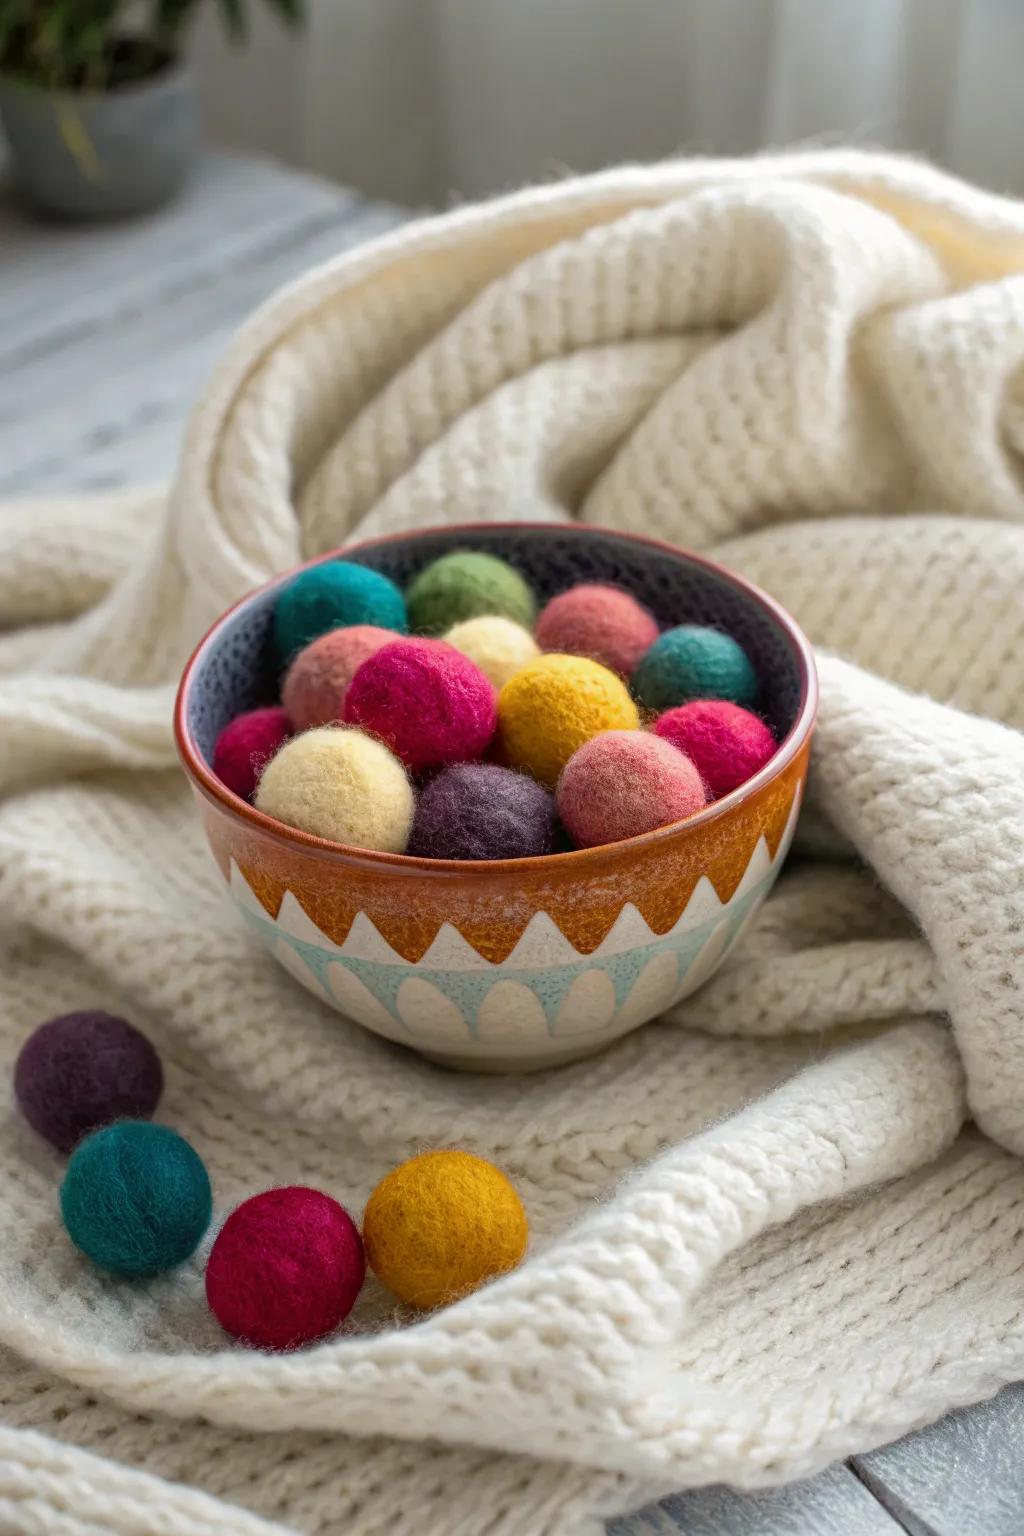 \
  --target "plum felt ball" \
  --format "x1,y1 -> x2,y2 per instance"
273,562 -> 407,664
557,730 -> 706,847
497,653 -> 639,788
632,625 -> 758,712
282,625 -> 394,731
406,551 -> 536,635
407,763 -> 558,861
535,583 -> 658,676
255,726 -> 413,851
213,707 -> 292,802
206,1187 -> 365,1350
363,1150 -> 528,1310
343,638 -> 497,773
442,615 -> 539,691
14,1011 -> 163,1156
653,699 -> 776,798
60,1121 -> 211,1277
